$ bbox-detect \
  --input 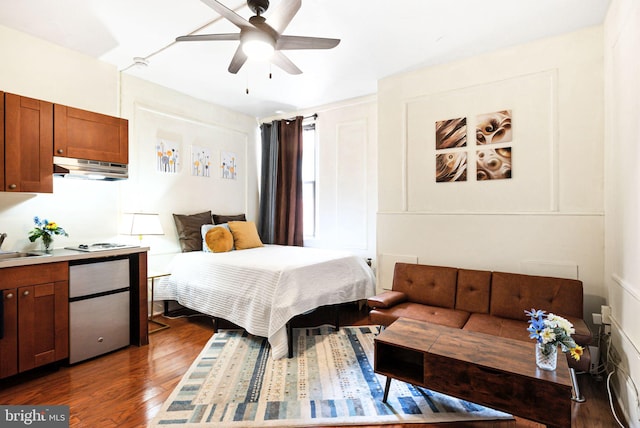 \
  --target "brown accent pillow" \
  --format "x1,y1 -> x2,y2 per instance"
228,221 -> 264,250
173,211 -> 212,252
205,226 -> 234,253
212,213 -> 246,224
